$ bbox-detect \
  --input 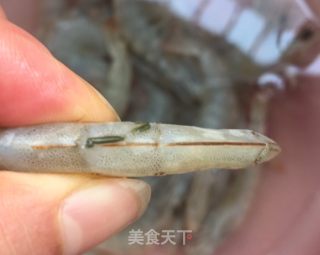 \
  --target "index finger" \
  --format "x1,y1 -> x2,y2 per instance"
0,16 -> 119,127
